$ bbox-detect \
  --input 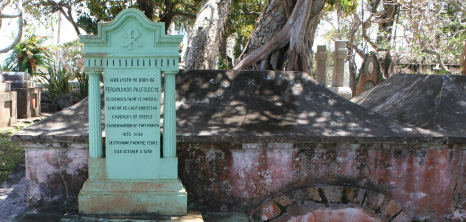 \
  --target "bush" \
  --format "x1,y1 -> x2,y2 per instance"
39,63 -> 73,105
